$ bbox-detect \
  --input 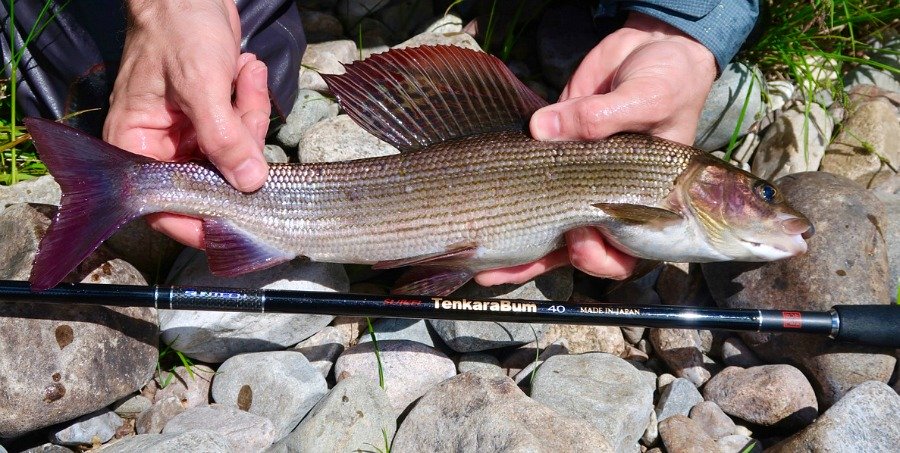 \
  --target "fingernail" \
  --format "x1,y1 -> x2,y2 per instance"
232,157 -> 268,192
532,110 -> 560,140
252,64 -> 268,92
